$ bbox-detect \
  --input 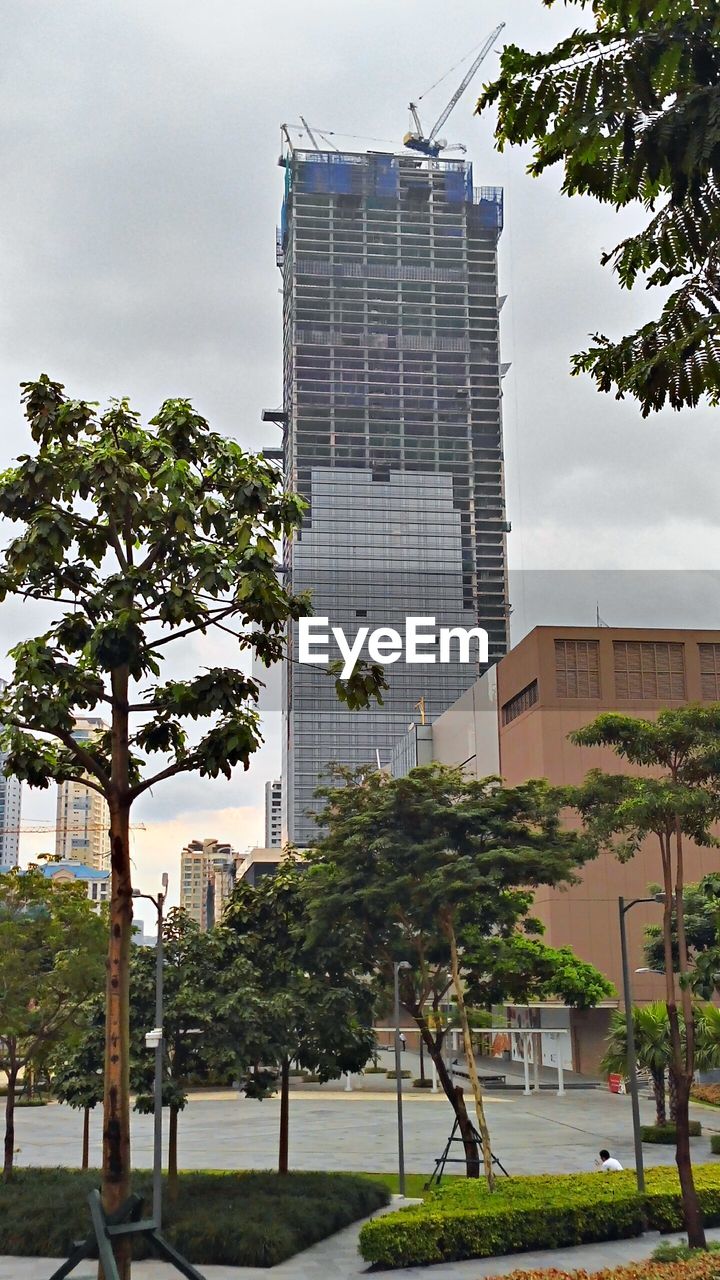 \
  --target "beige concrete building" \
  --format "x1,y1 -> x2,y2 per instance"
55,717 -> 111,871
180,837 -> 244,929
496,626 -> 720,1005
391,626 -> 720,1068
236,846 -> 285,886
